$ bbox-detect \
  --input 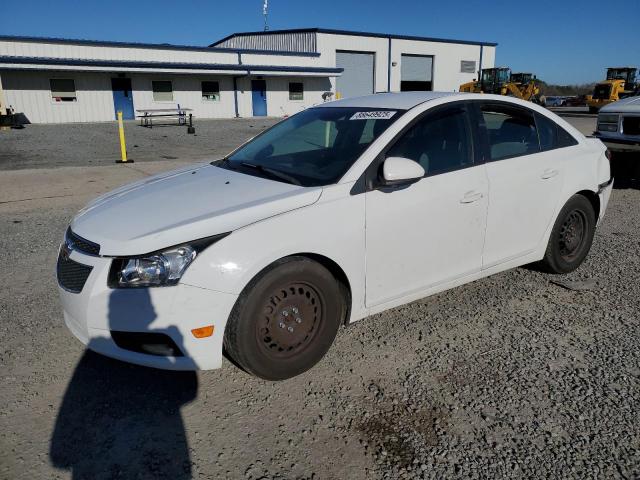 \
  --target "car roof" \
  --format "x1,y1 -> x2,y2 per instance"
316,91 -> 460,110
